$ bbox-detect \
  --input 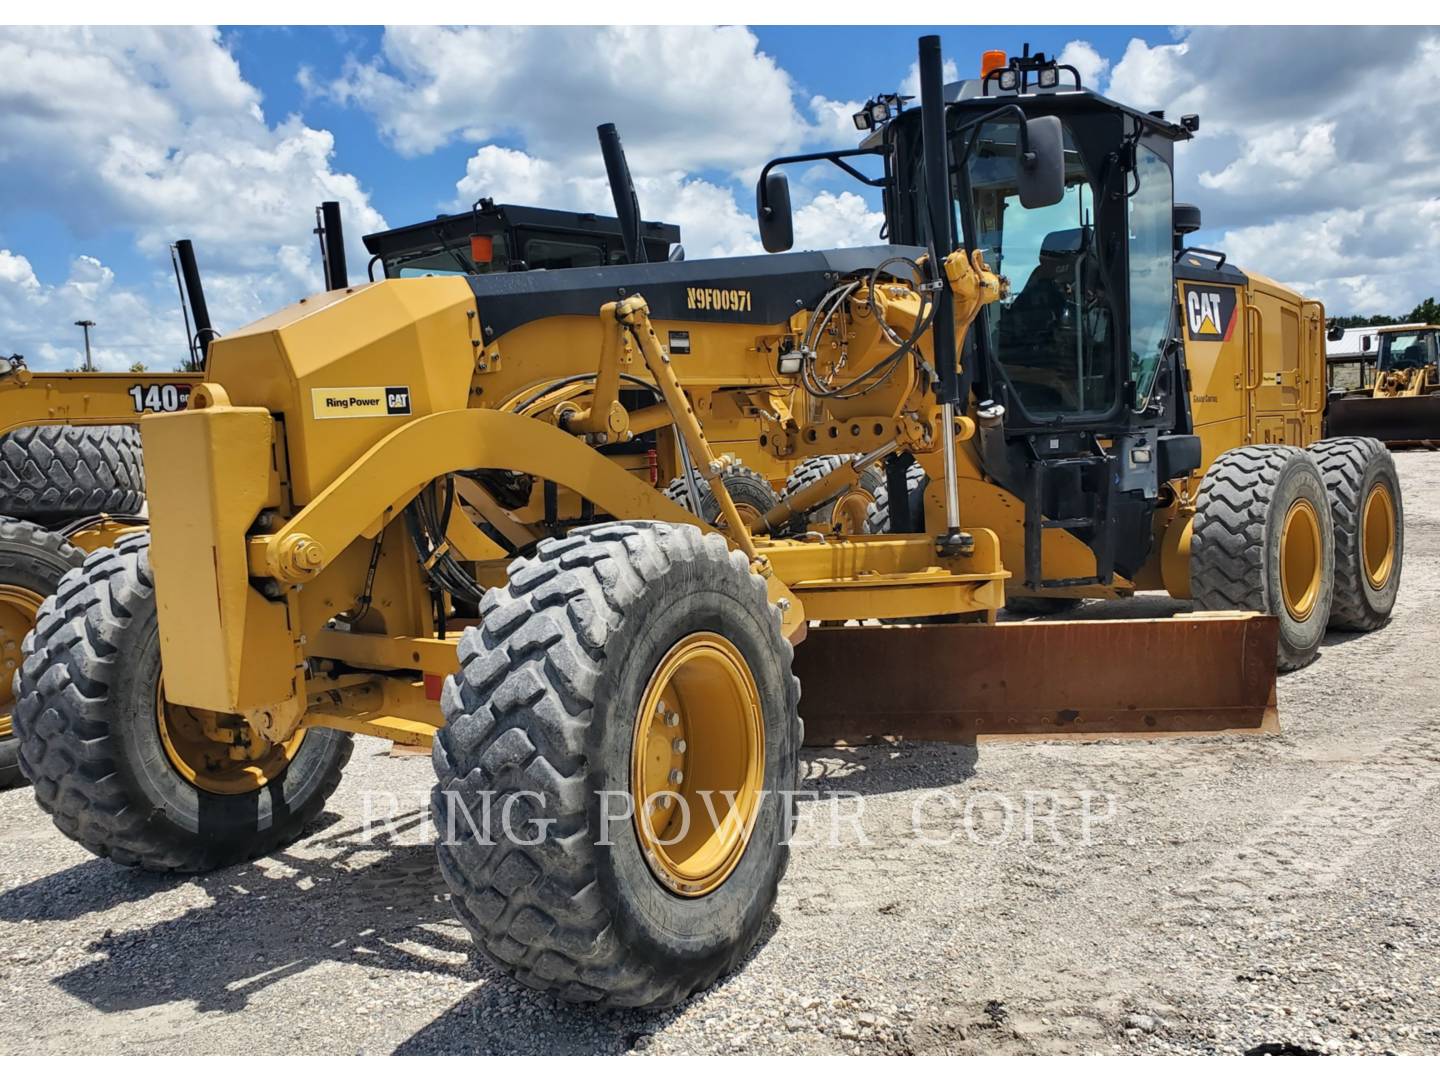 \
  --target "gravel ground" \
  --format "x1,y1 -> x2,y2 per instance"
1,452 -> 1437,1056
